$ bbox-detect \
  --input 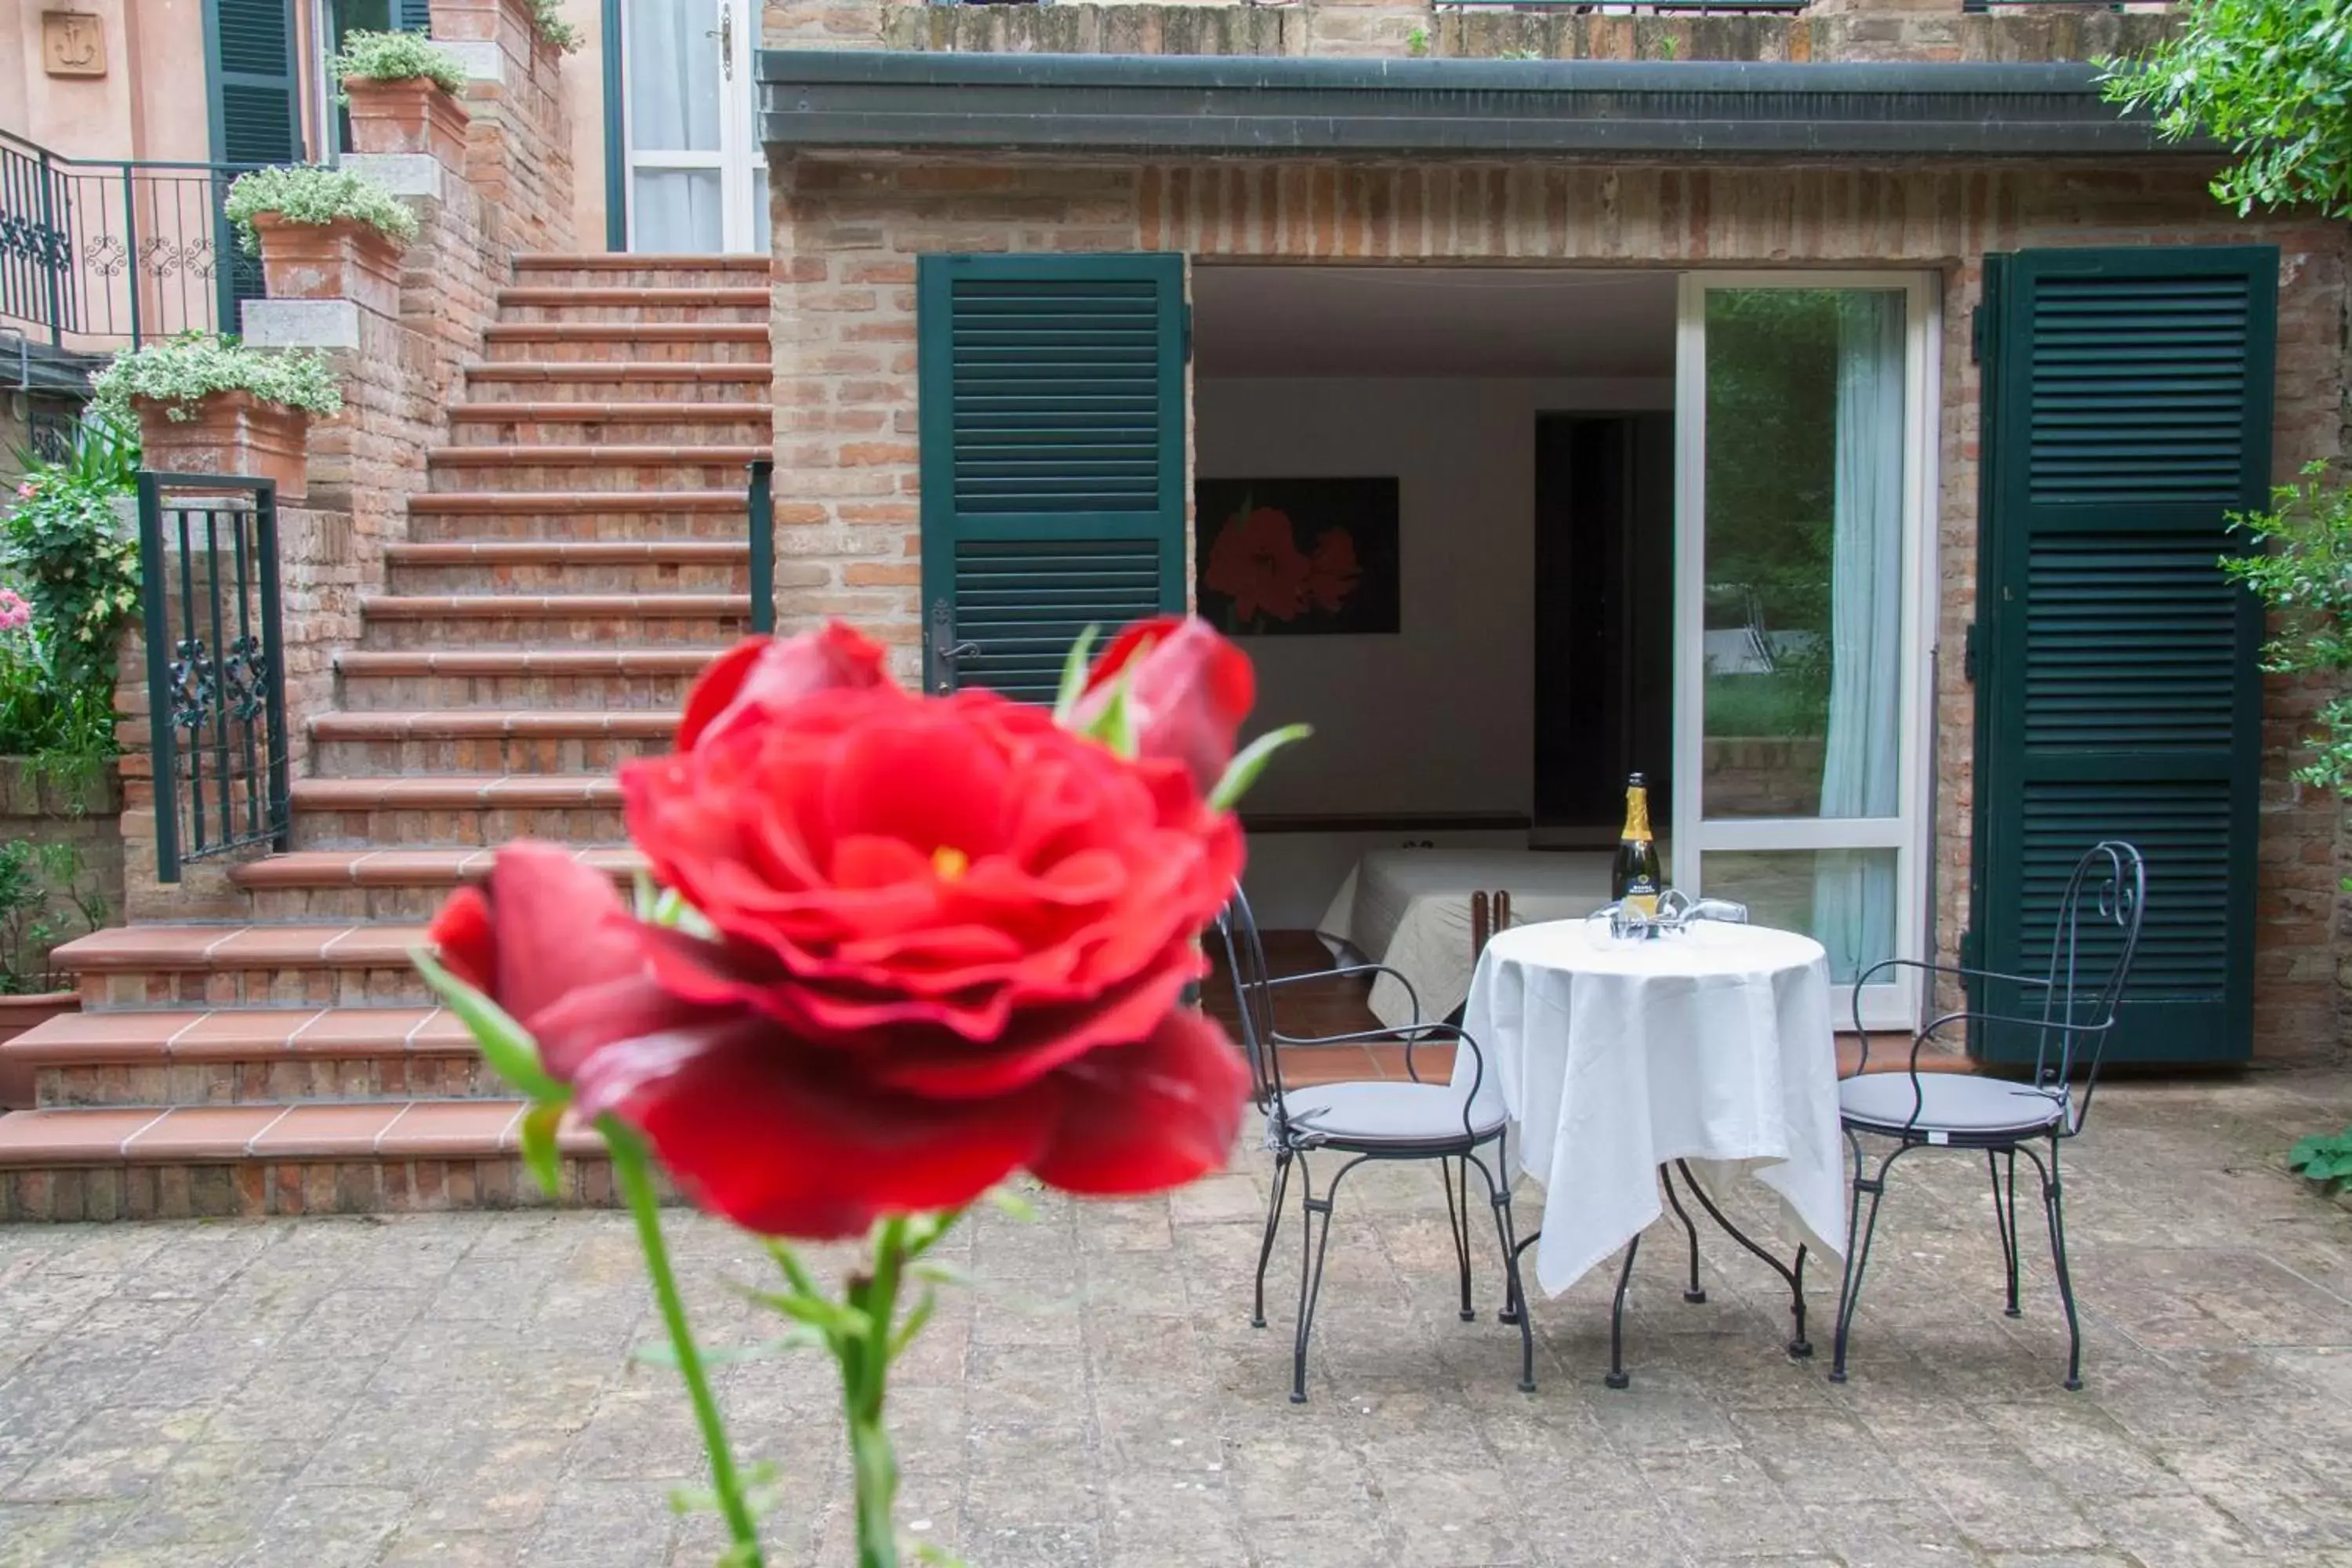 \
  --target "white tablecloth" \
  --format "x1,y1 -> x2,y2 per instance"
1457,919 -> 1847,1298
1316,850 -> 1614,1029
